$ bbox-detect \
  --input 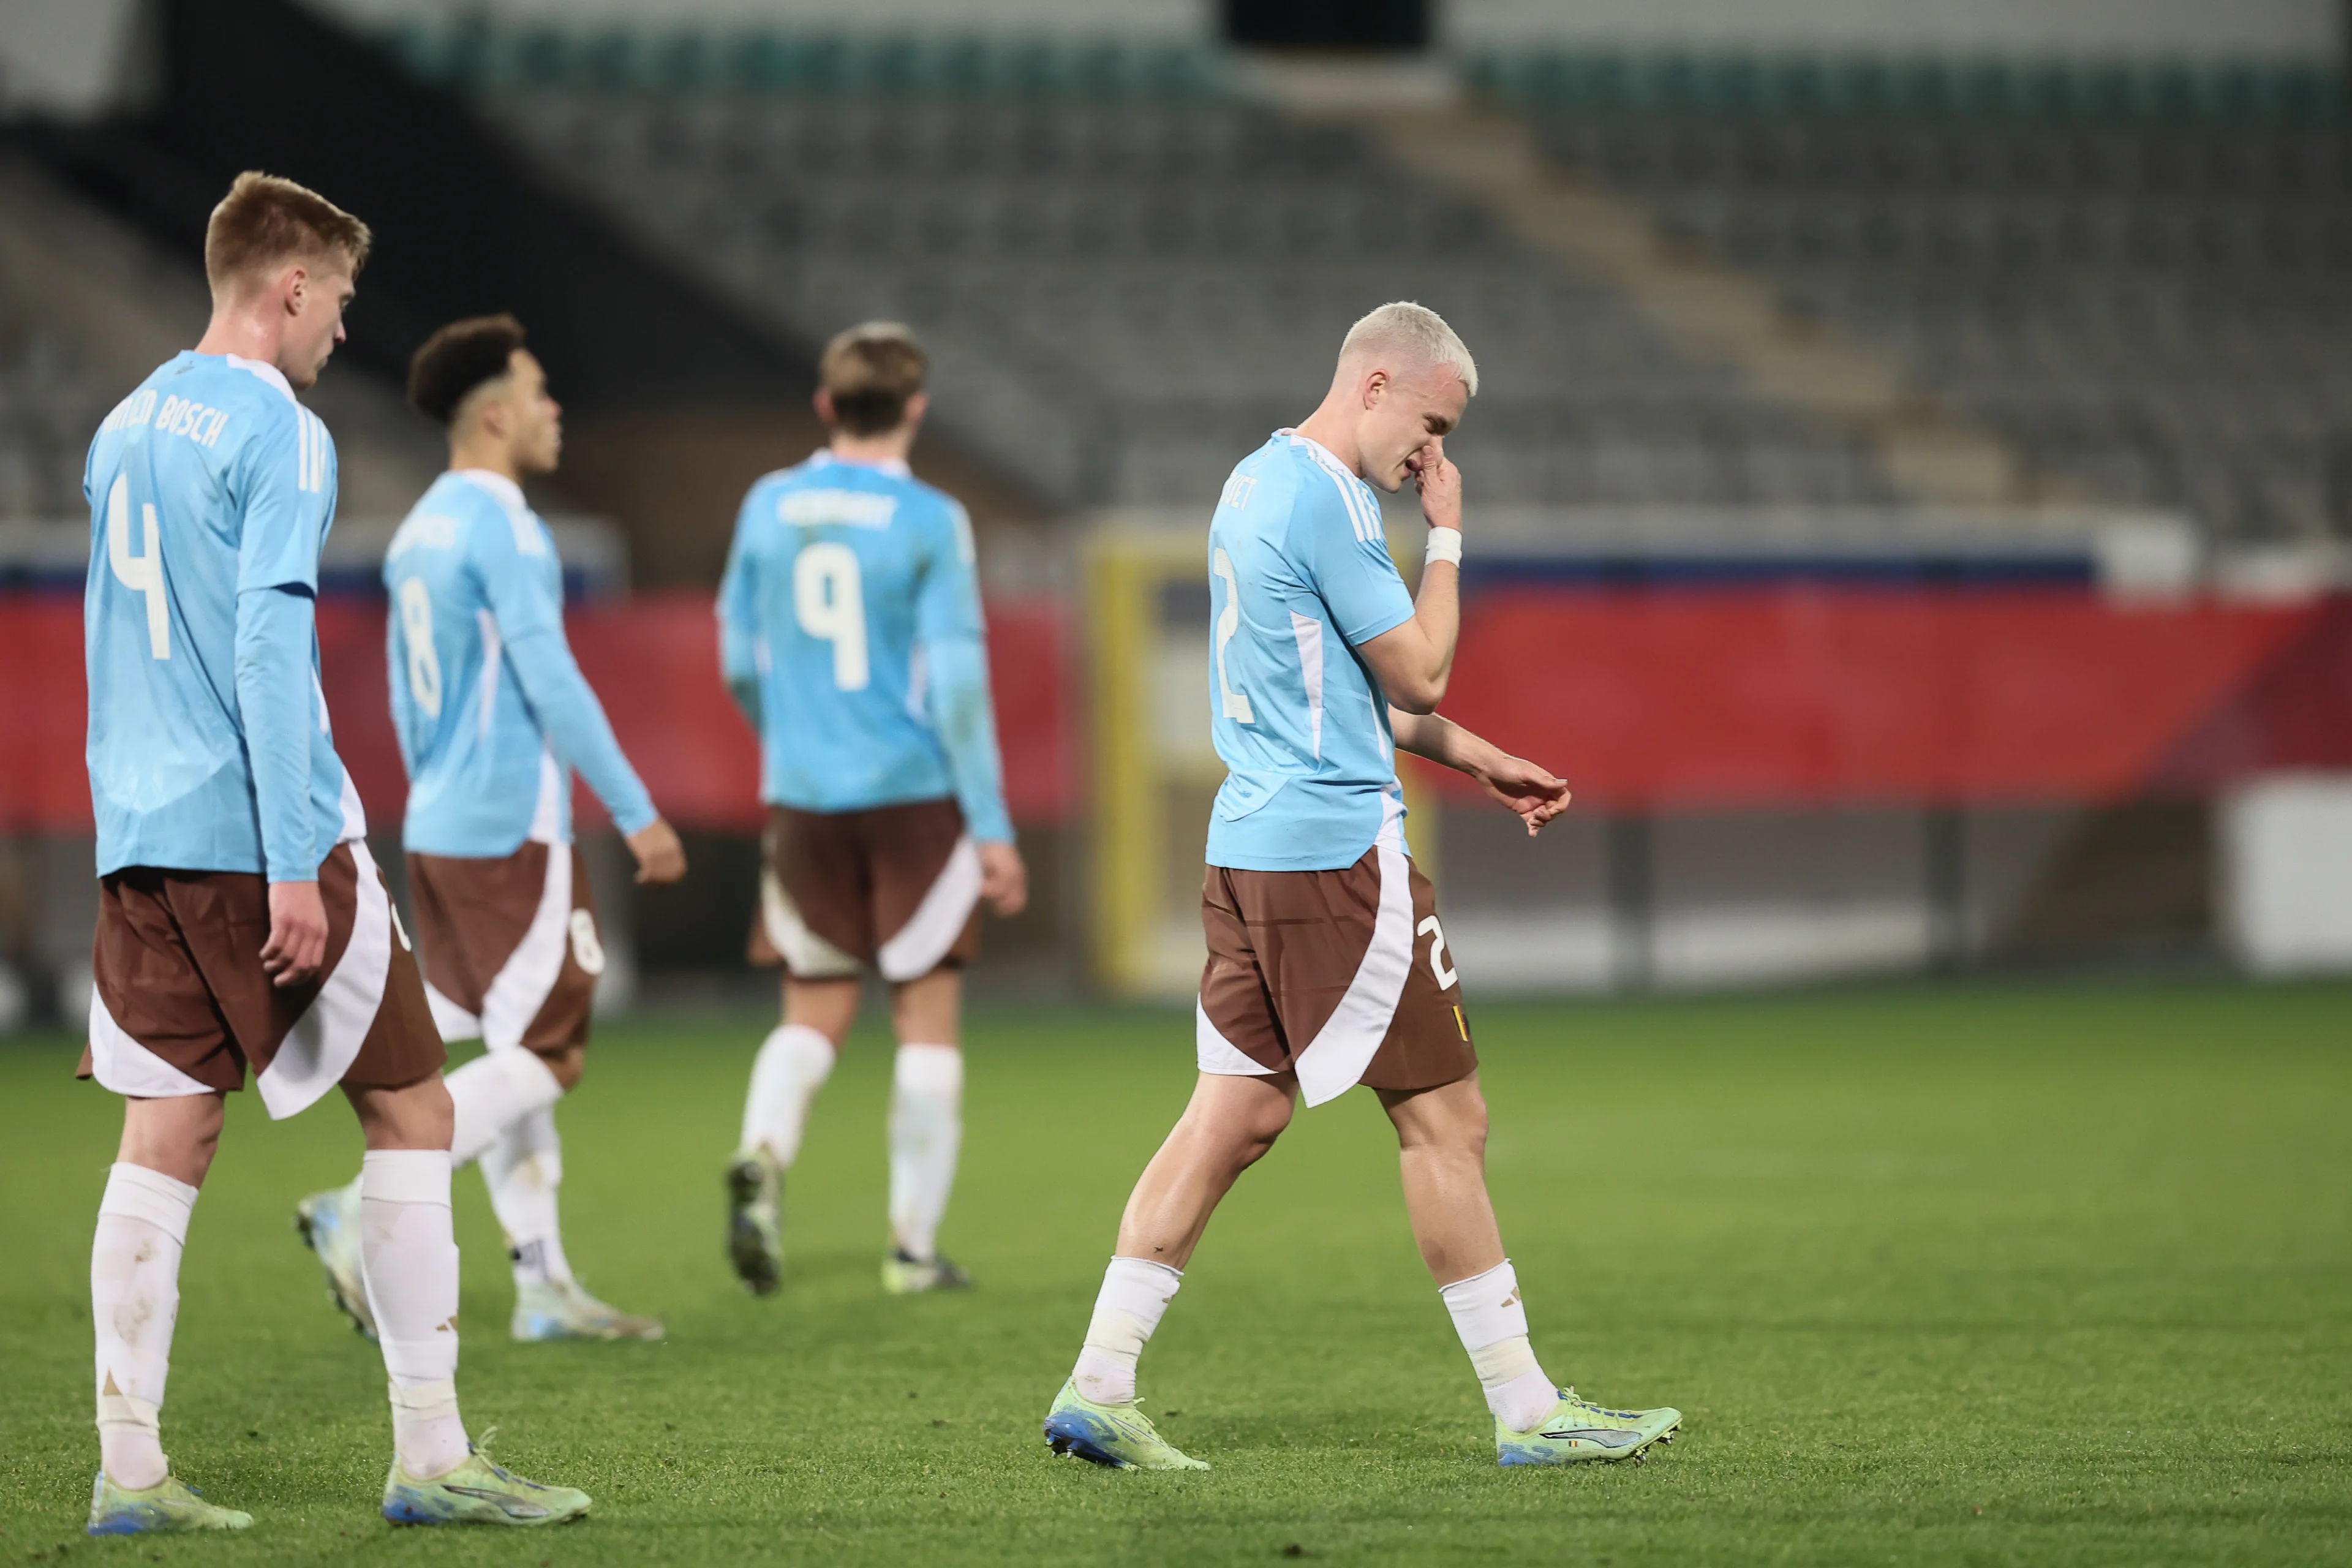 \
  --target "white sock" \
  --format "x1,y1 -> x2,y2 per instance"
445,1049 -> 564,1169
91,1163 -> 197,1490
478,1107 -> 571,1288
1071,1256 -> 1182,1407
888,1043 -> 963,1261
1440,1260 -> 1559,1433
739,1024 -> 835,1169
360,1150 -> 469,1479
